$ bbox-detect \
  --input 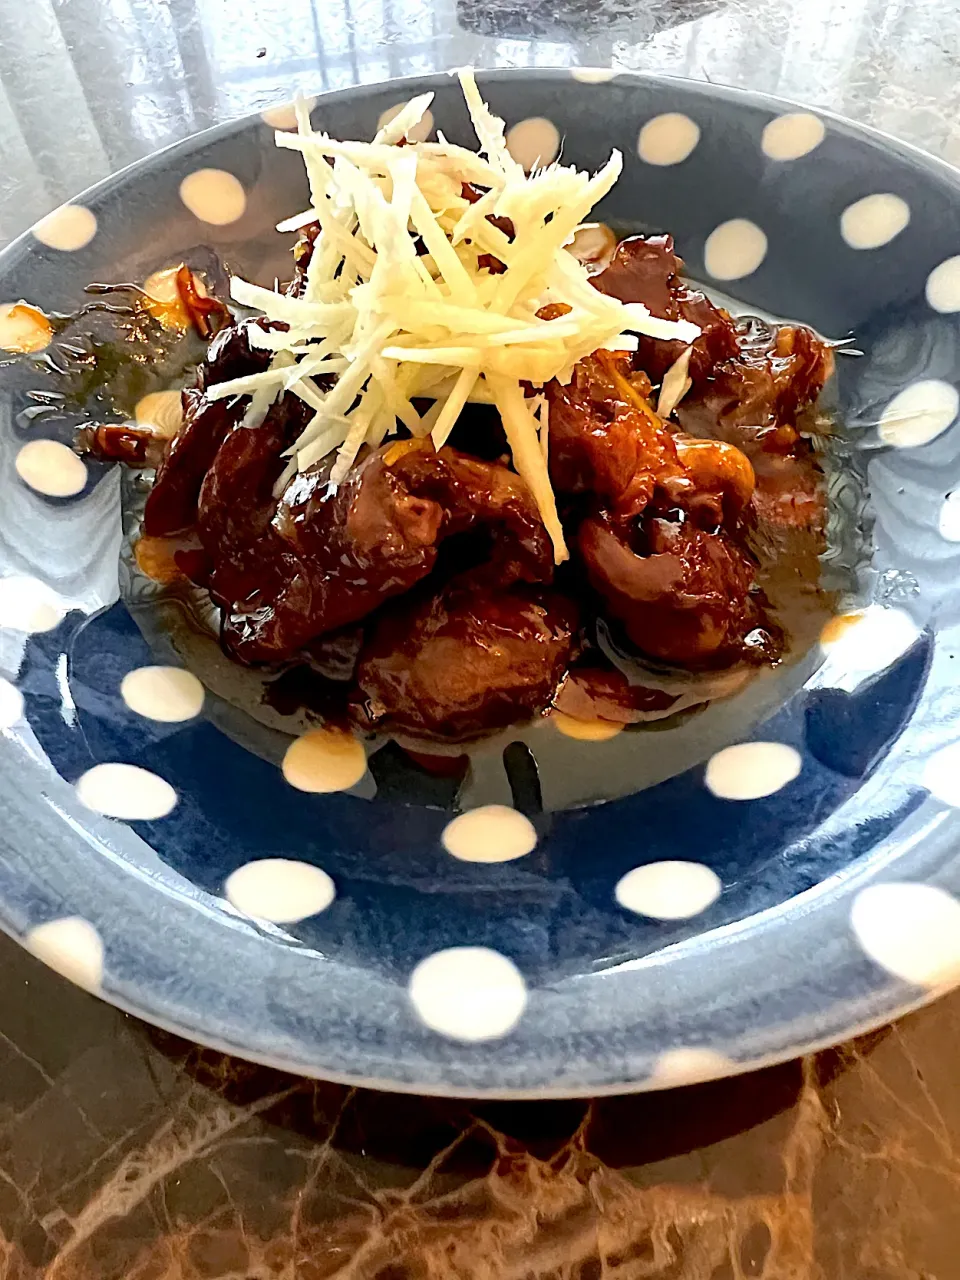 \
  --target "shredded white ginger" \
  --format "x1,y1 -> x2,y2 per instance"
208,69 -> 700,563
